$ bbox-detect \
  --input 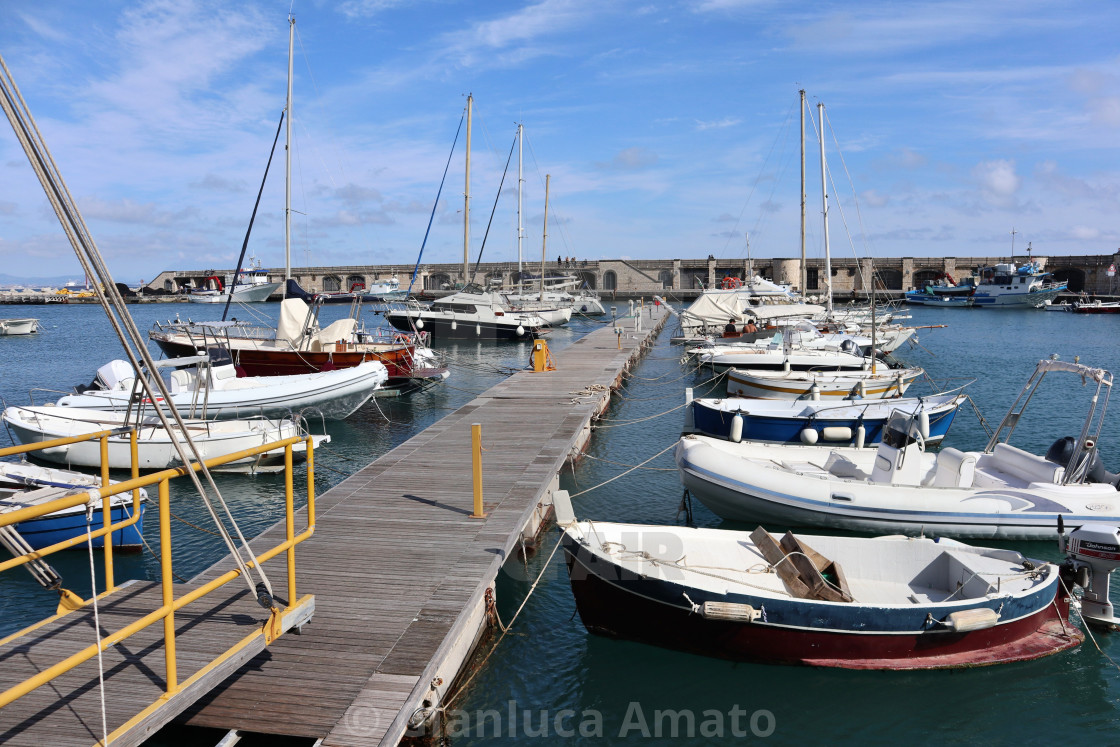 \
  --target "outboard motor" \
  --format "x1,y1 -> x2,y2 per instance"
1061,522 -> 1120,627
1046,436 -> 1120,489
839,338 -> 859,356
